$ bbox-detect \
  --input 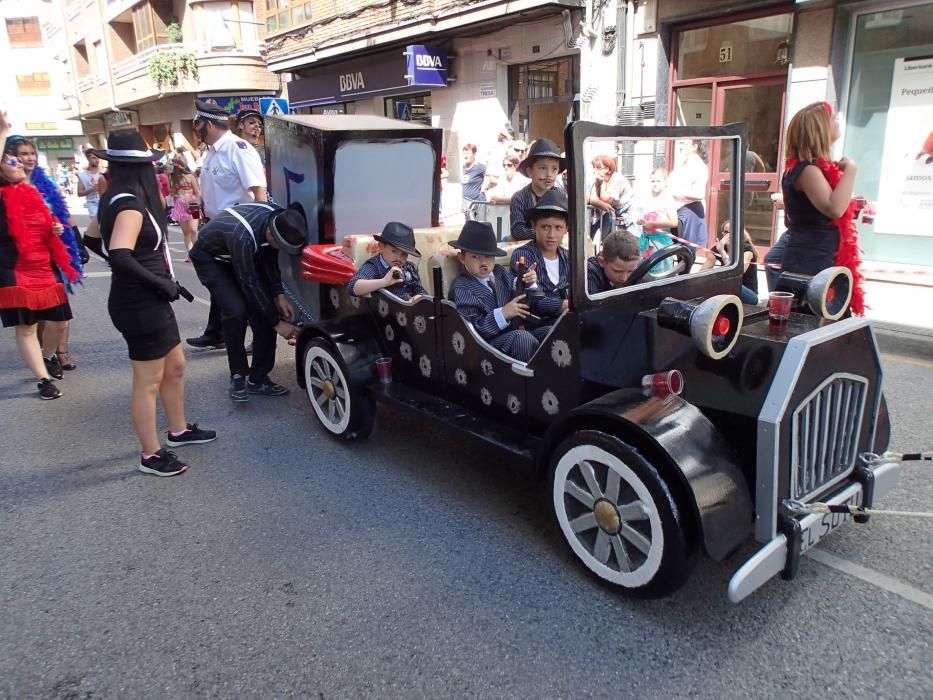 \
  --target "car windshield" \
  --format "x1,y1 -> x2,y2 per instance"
579,134 -> 743,299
